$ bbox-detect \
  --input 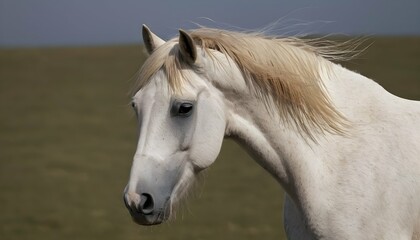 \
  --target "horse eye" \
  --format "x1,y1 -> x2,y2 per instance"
131,102 -> 136,109
178,103 -> 193,116
172,102 -> 193,117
